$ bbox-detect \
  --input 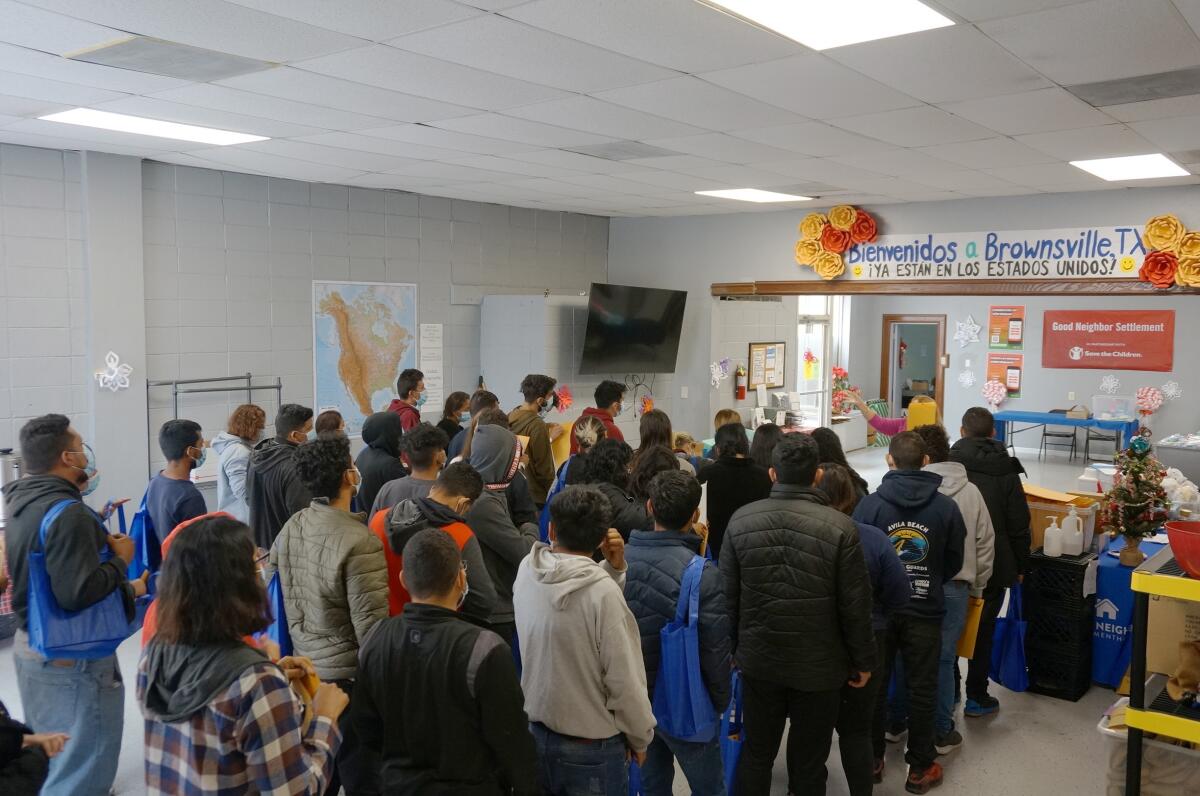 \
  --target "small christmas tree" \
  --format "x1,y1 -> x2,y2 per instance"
1101,436 -> 1169,566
